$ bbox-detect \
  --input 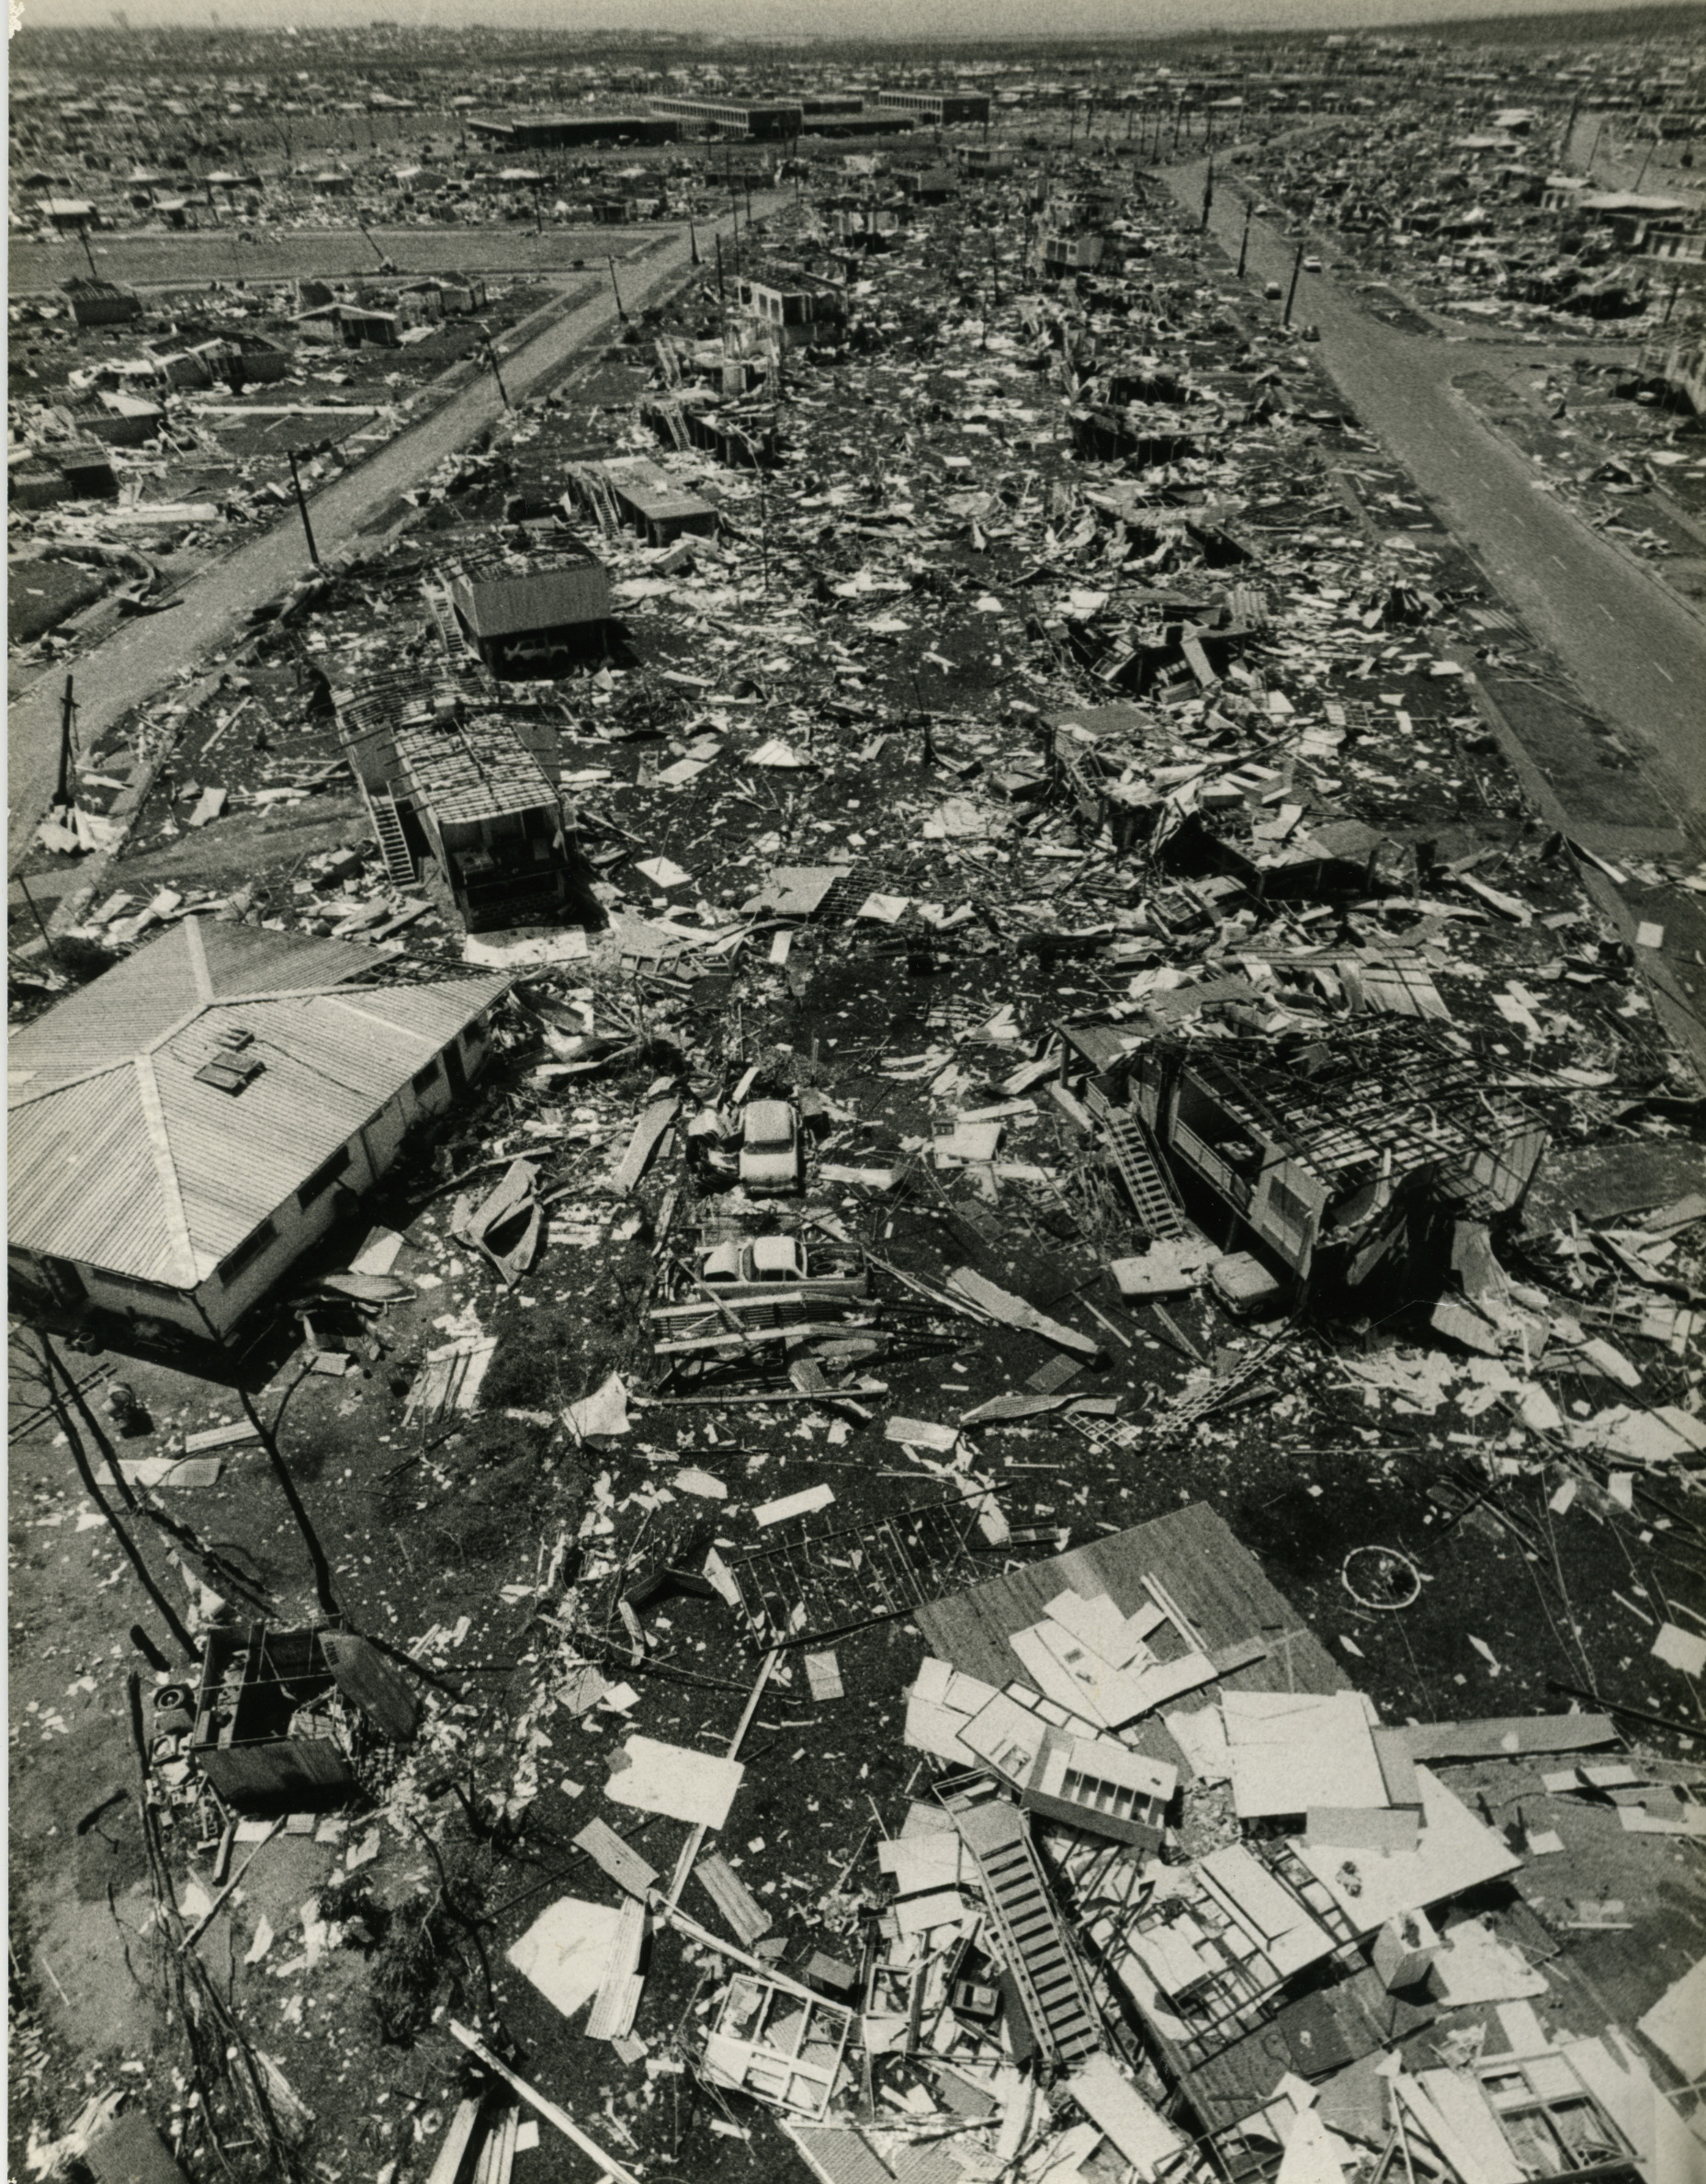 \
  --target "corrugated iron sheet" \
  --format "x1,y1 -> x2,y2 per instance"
9,920 -> 204,1099
6,1064 -> 187,1283
197,921 -> 385,1000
